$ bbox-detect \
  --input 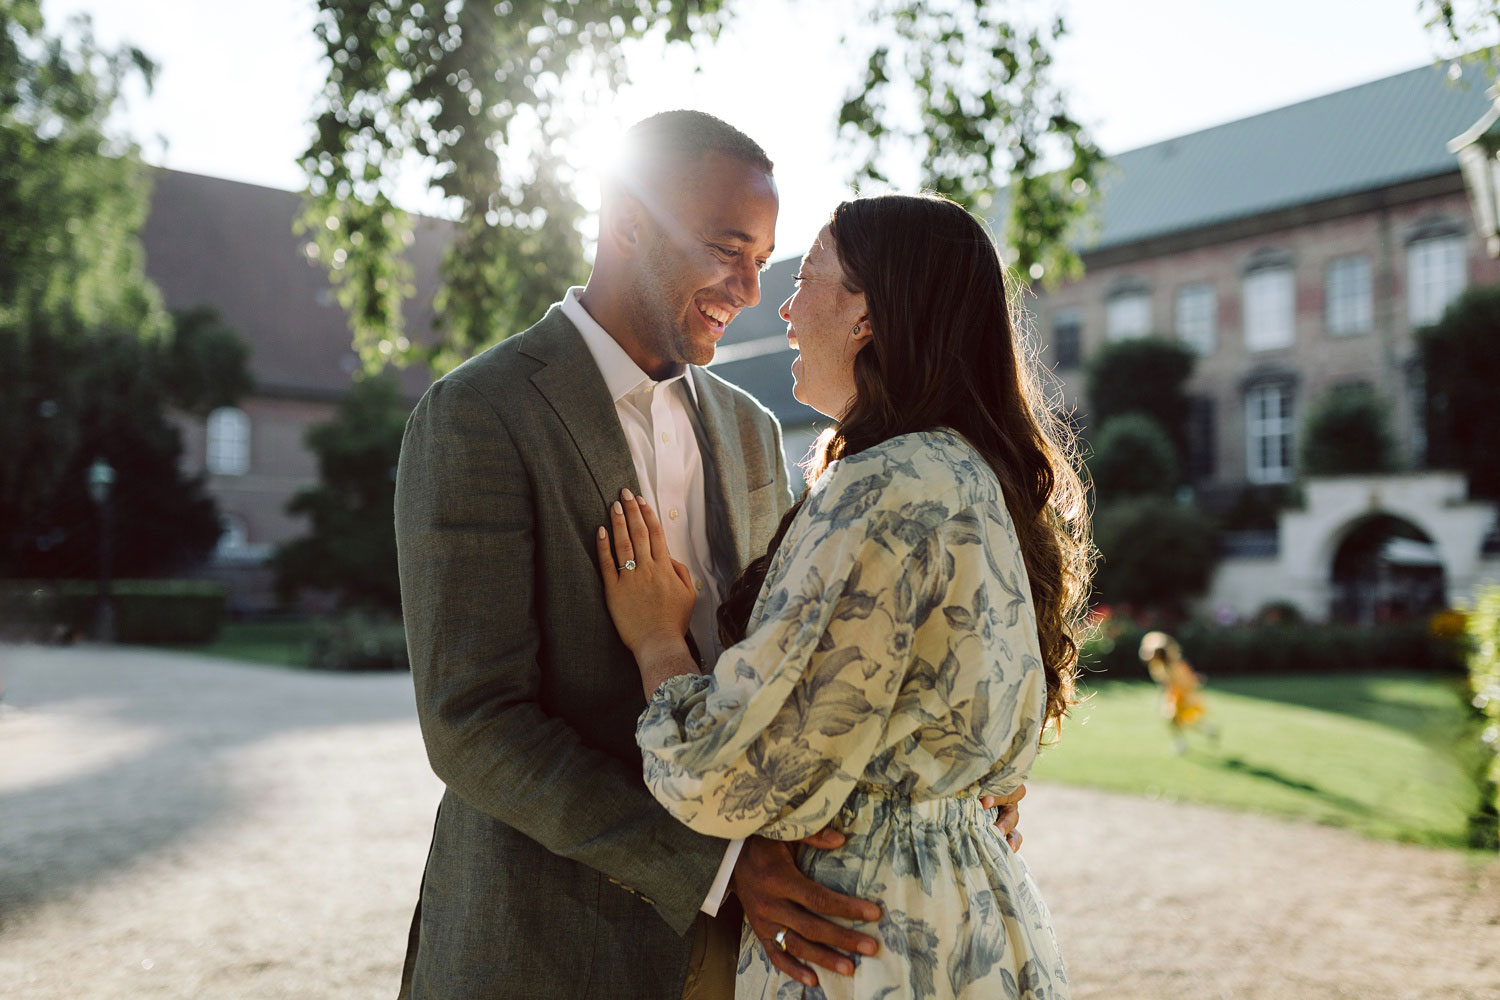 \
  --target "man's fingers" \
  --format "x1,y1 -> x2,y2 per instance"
609,500 -> 634,566
1007,829 -> 1023,853
801,881 -> 882,925
994,803 -> 1019,839
782,906 -> 880,960
780,929 -> 855,978
799,827 -> 847,851
759,936 -> 819,988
